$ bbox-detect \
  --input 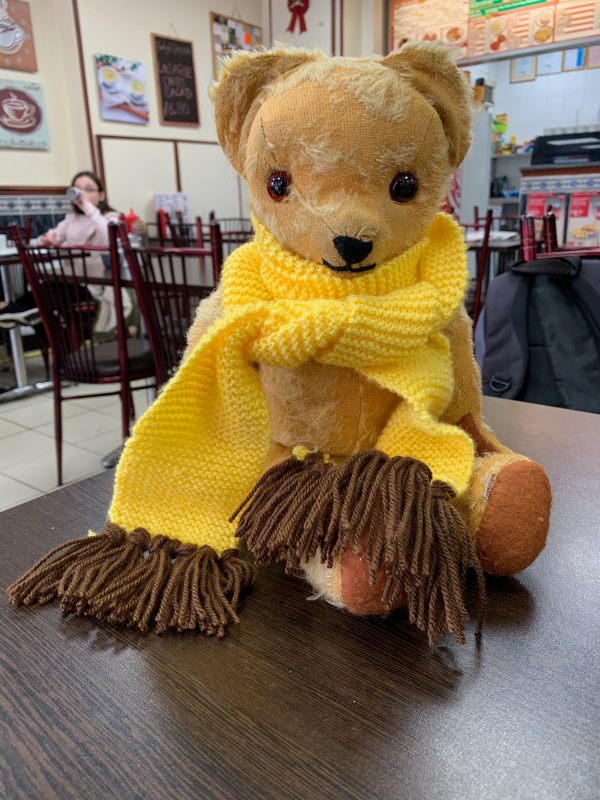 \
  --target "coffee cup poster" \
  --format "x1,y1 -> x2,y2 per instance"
0,0 -> 37,72
0,79 -> 49,149
95,53 -> 150,125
